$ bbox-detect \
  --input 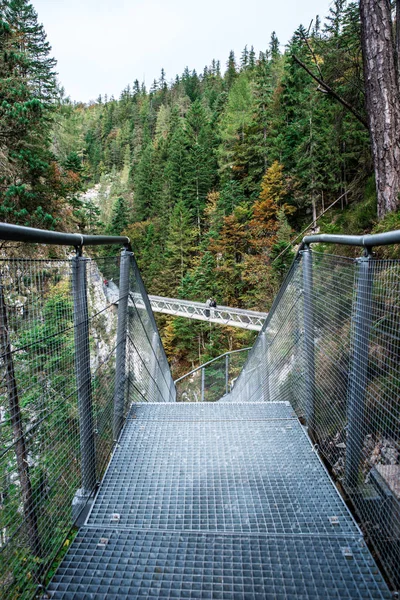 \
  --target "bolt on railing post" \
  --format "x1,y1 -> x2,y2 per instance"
71,254 -> 96,523
302,245 -> 315,433
201,367 -> 205,402
345,252 -> 374,490
225,353 -> 230,395
113,249 -> 132,441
